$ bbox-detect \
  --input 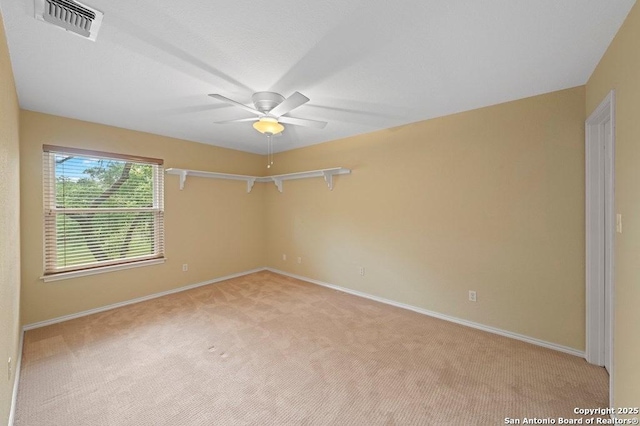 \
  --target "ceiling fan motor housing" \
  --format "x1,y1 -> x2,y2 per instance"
252,92 -> 285,114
